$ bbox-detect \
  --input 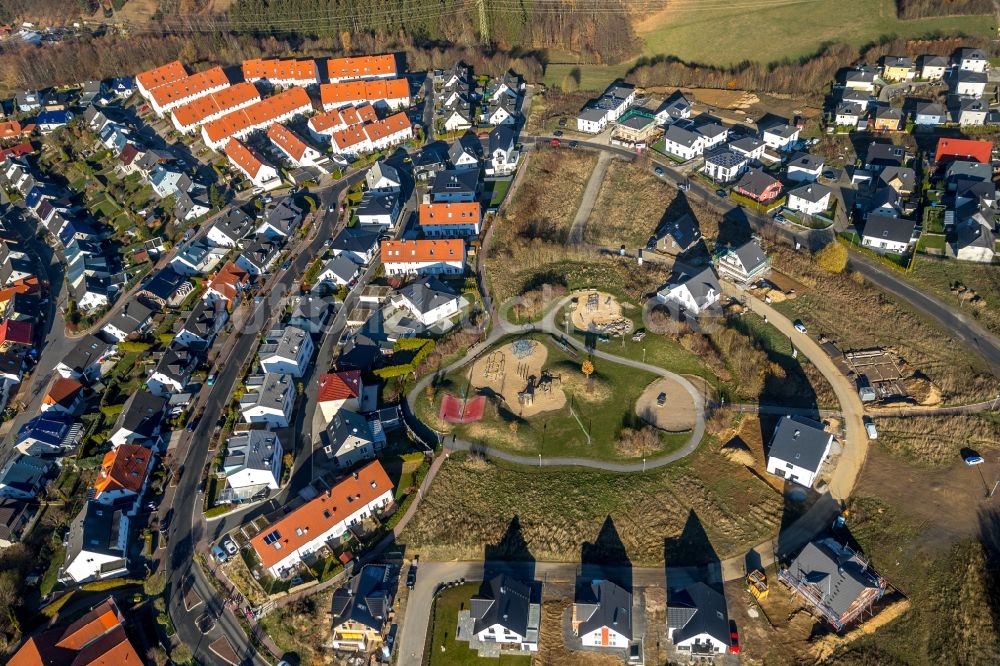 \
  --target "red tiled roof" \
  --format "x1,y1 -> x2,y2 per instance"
317,370 -> 361,402
0,319 -> 33,345
380,238 -> 464,264
340,103 -> 376,126
208,261 -> 250,303
327,54 -> 397,80
171,82 -> 261,129
243,57 -> 318,83
419,202 -> 480,226
364,112 -> 410,142
148,66 -> 228,109
203,87 -> 312,145
43,377 -> 82,409
308,109 -> 345,134
0,121 -> 30,139
93,444 -> 152,499
225,138 -> 270,180
9,598 -> 139,666
936,137 -> 992,164
320,78 -> 409,107
267,123 -> 309,161
251,461 -> 392,570
136,60 -> 188,92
